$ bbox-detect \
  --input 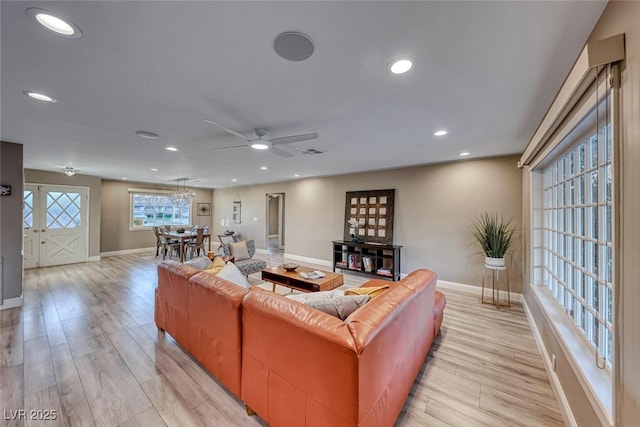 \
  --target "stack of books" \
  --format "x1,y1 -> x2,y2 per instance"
335,261 -> 348,269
